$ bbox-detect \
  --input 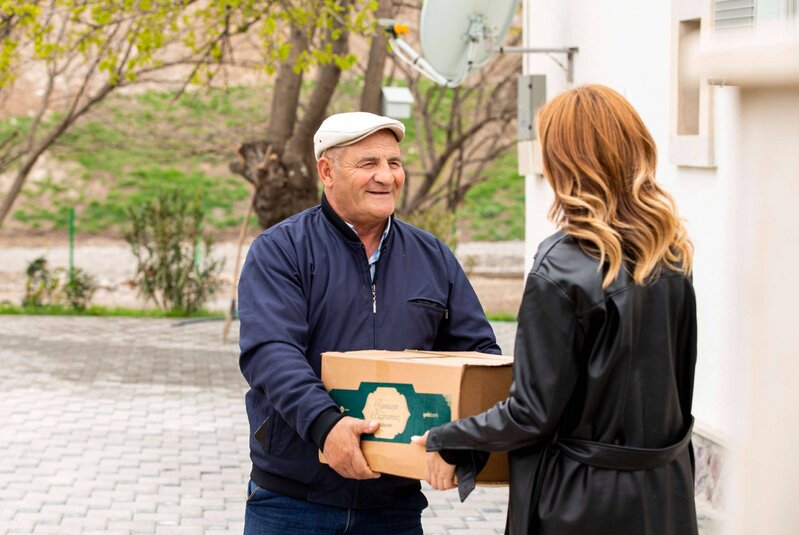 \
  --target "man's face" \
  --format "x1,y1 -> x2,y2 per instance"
318,130 -> 405,228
